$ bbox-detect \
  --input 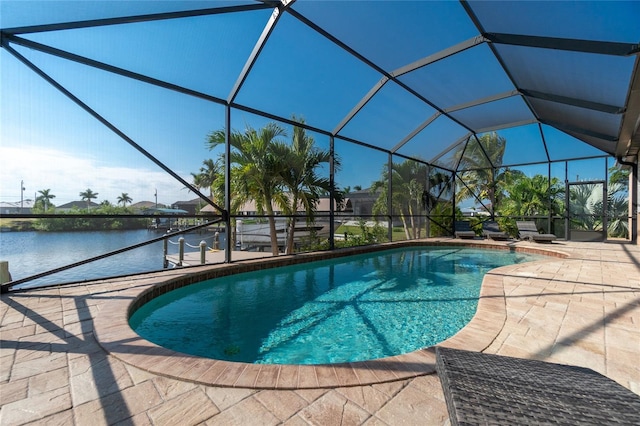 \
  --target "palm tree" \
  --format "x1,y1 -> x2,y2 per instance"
497,173 -> 563,235
191,158 -> 221,200
372,159 -> 428,239
606,165 -> 630,238
117,193 -> 132,207
455,133 -> 506,210
207,123 -> 289,255
36,189 -> 56,211
568,181 -> 629,238
278,118 -> 339,254
606,184 -> 629,238
79,188 -> 98,211
422,169 -> 455,236
422,170 -> 454,212
608,165 -> 630,186
569,183 -> 604,231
